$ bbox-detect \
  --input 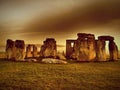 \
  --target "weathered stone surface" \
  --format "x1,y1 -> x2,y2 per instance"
66,33 -> 118,62
70,52 -> 77,59
15,40 -> 25,61
6,39 -> 25,61
26,45 -> 33,58
75,33 -> 96,61
33,45 -> 38,57
41,58 -> 67,64
95,40 -> 106,61
98,36 -> 114,41
66,33 -> 96,61
40,38 -> 57,58
6,39 -> 15,60
109,41 -> 118,61
15,40 -> 25,49
66,40 -> 76,58
96,36 -> 118,61
26,44 -> 38,58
